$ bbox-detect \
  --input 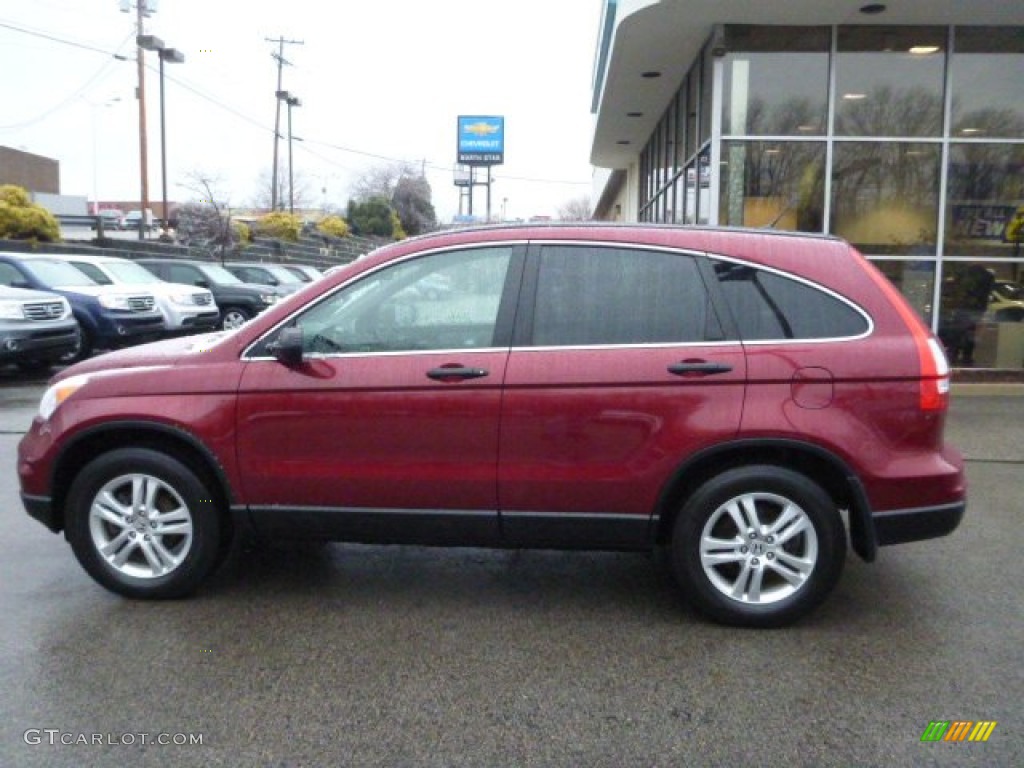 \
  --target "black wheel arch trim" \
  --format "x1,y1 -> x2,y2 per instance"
49,419 -> 237,533
652,437 -> 878,562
